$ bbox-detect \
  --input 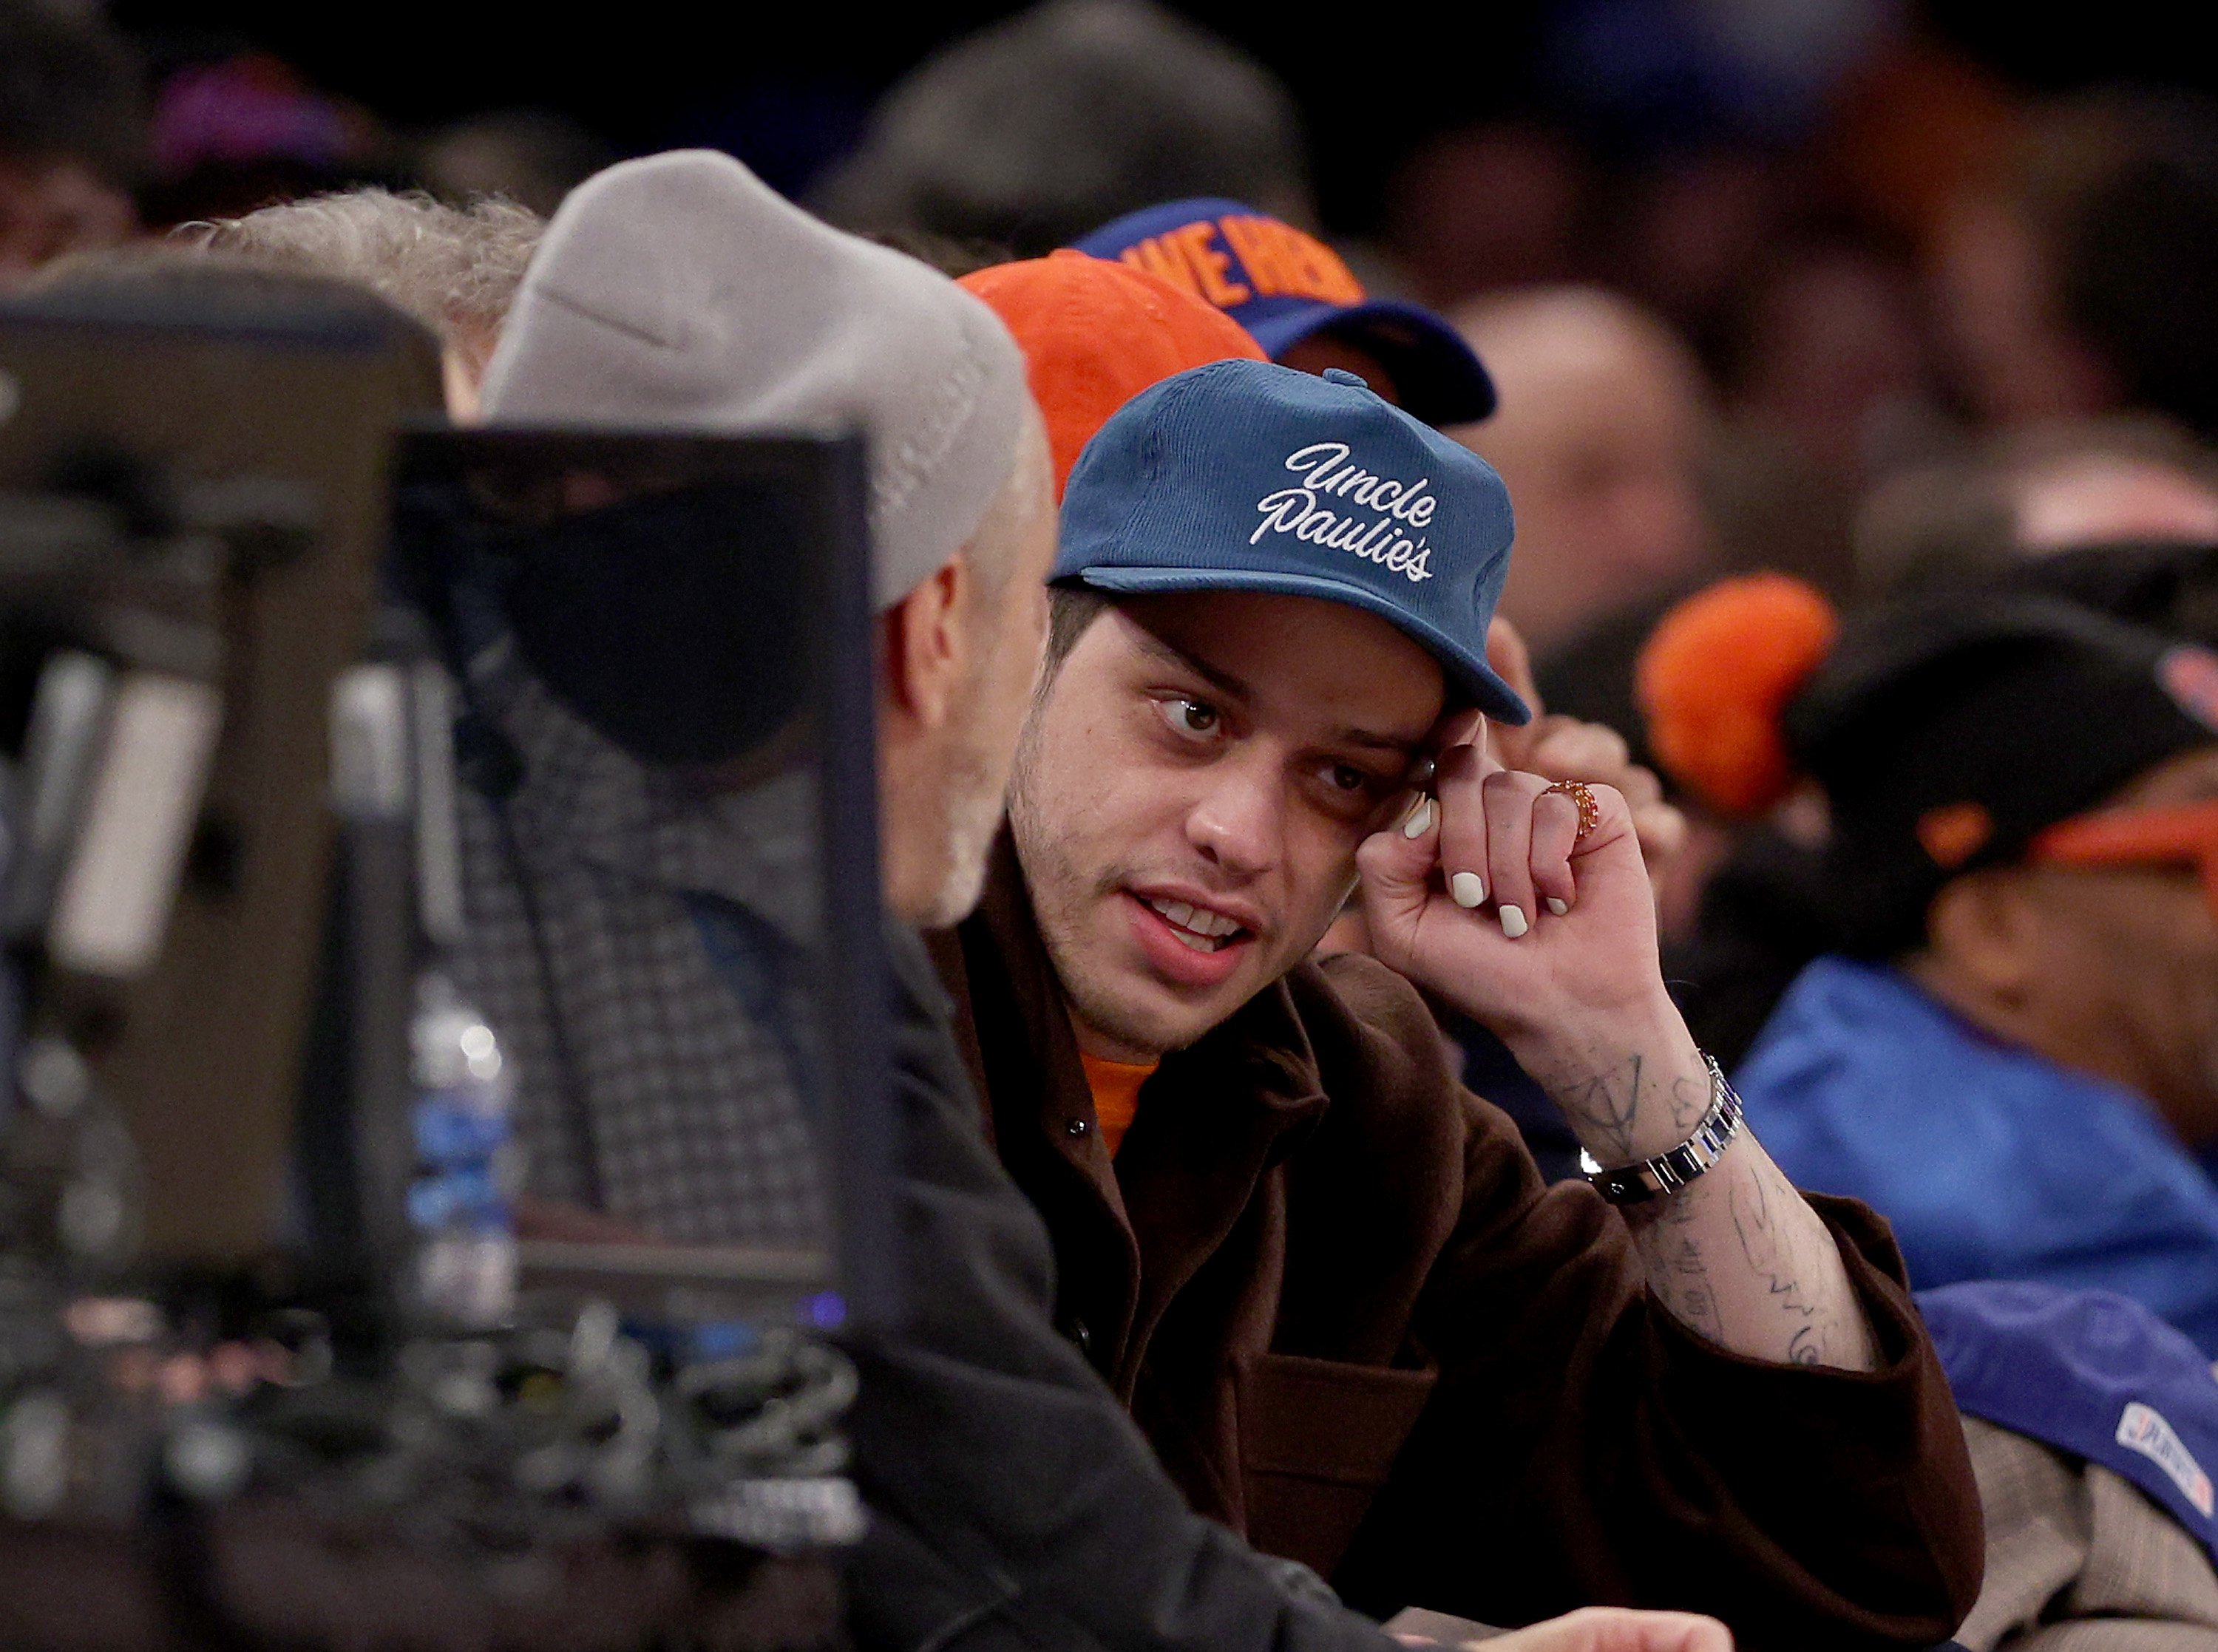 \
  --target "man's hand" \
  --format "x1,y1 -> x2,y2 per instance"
1356,709 -> 1882,1373
1485,1609 -> 1732,1652
1388,1607 -> 1732,1652
1358,718 -> 1690,1081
